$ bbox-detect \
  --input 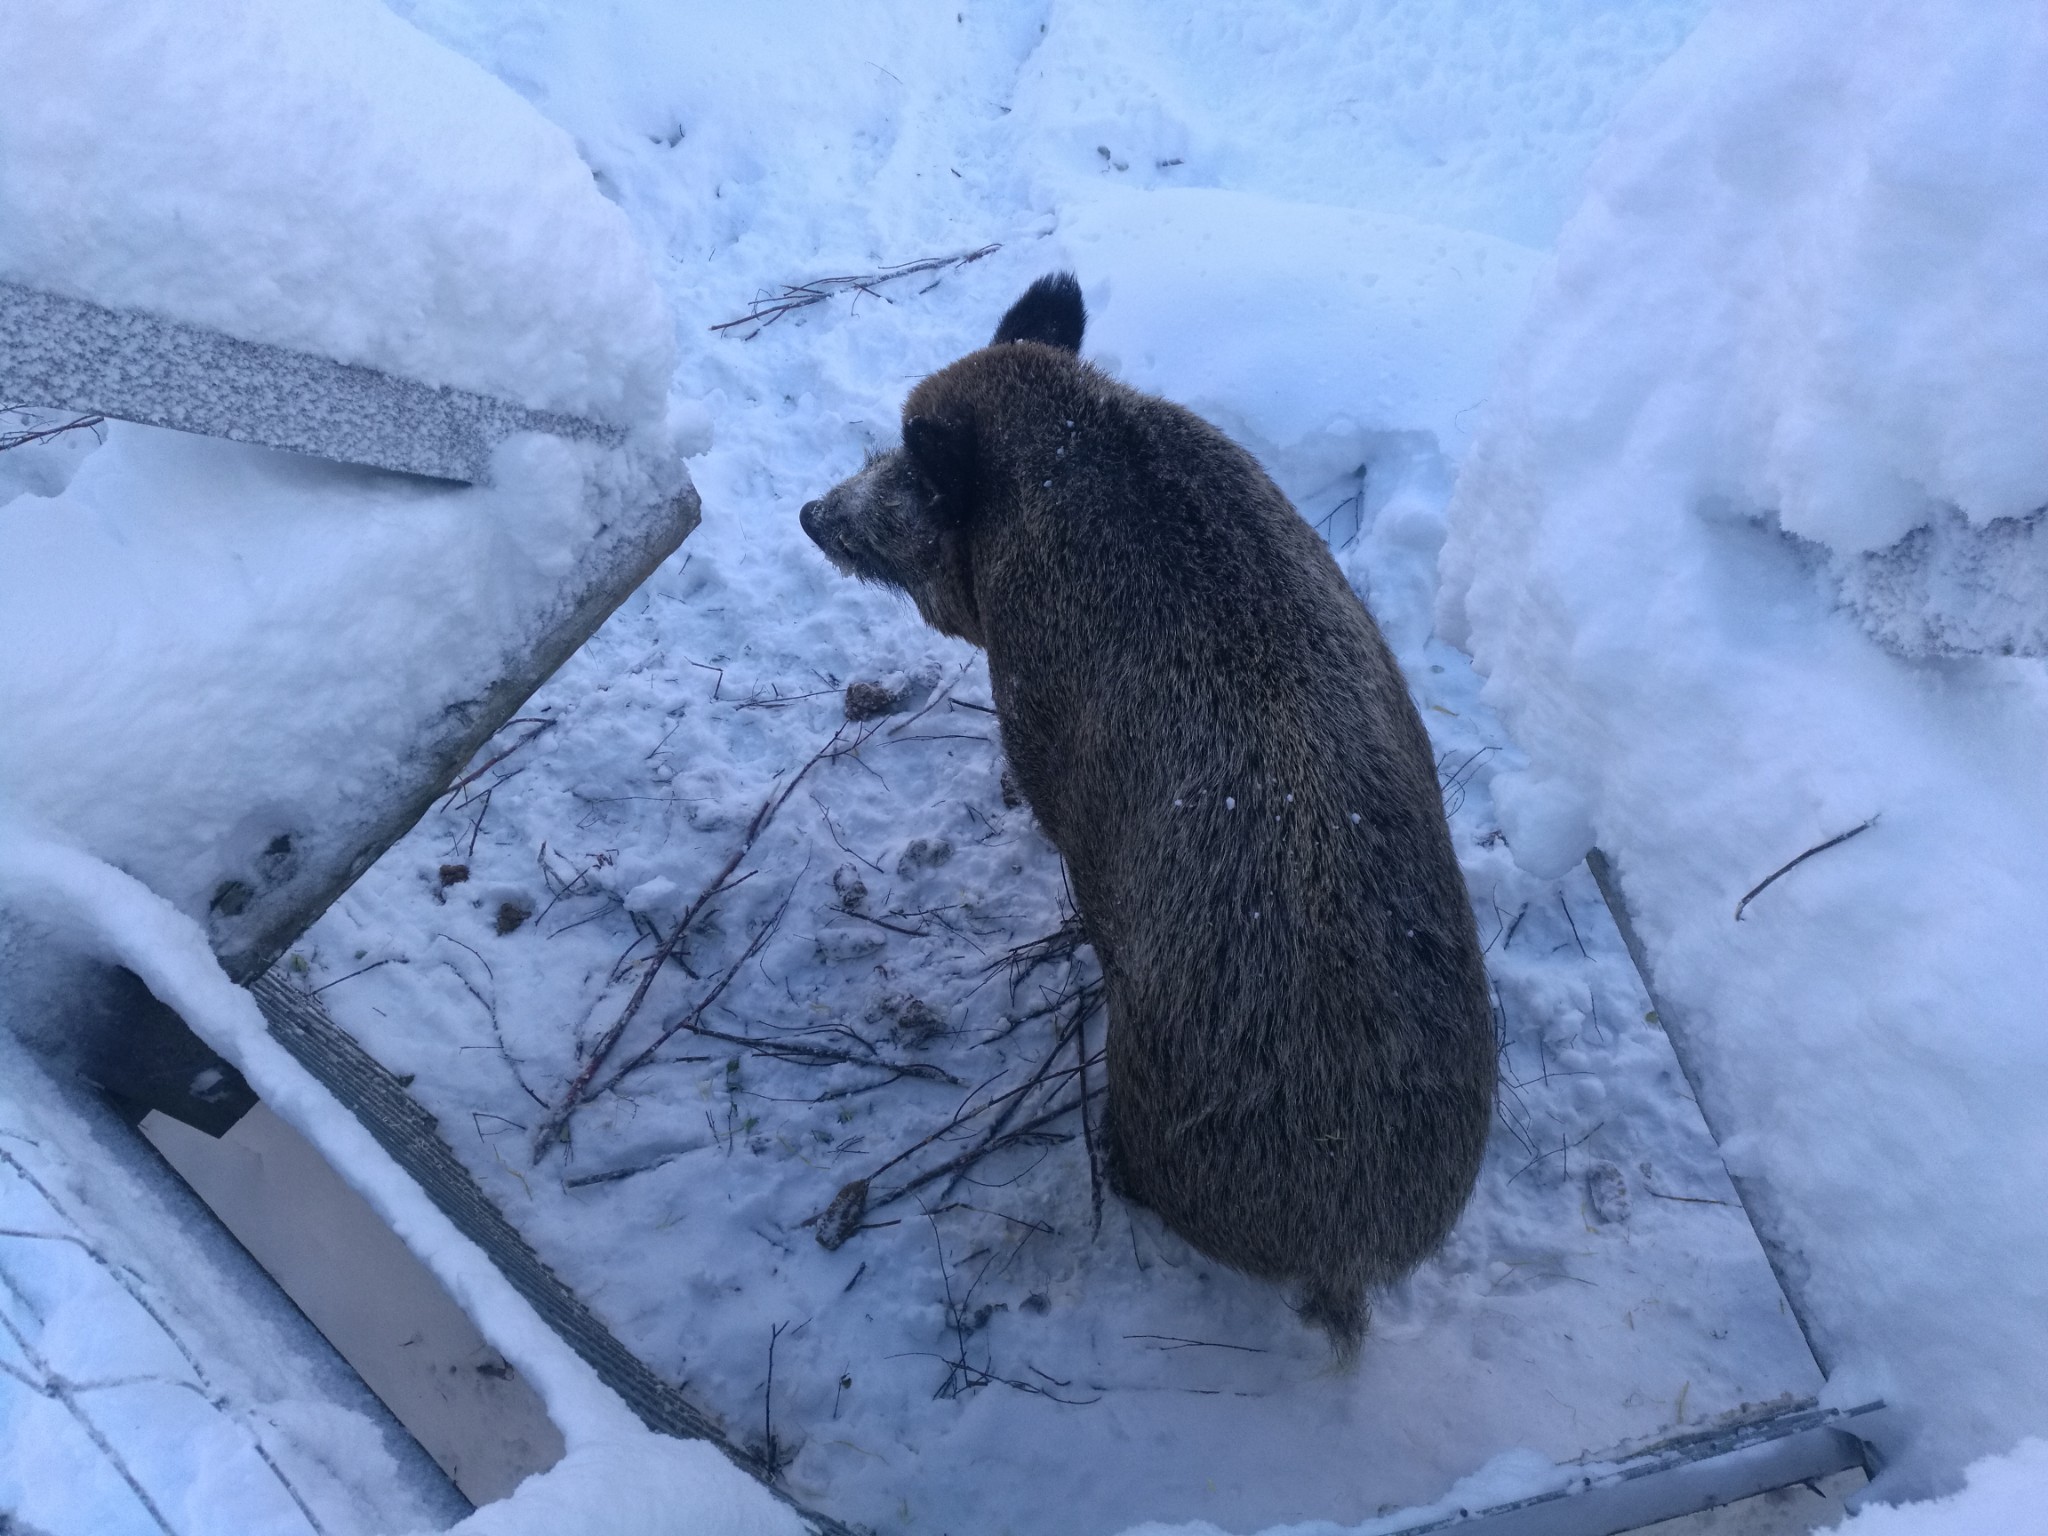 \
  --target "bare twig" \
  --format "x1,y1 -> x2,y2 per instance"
463,785 -> 495,858
595,883 -> 799,1094
684,656 -> 727,699
1509,1121 -> 1606,1185
867,1085 -> 1100,1218
989,918 -> 1089,986
1076,1002 -> 1105,1233
562,1155 -> 683,1190
673,1018 -> 958,1085
644,711 -> 689,760
1500,902 -> 1530,952
937,1001 -> 1092,1204
1437,745 -> 1497,819
1644,1185 -> 1733,1208
735,685 -> 843,711
926,1202 -> 1055,1234
811,794 -> 884,873
535,844 -> 622,925
443,719 -> 555,808
433,934 -> 546,1109
309,956 -> 404,994
1558,891 -> 1587,956
886,1348 -> 1102,1406
532,732 -> 847,1158
1124,1334 -> 1268,1355
805,1059 -> 1100,1249
1734,817 -> 1879,921
711,245 -> 1001,337
0,409 -> 105,454
923,1205 -> 974,1400
836,908 -> 930,939
824,989 -> 1095,1200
